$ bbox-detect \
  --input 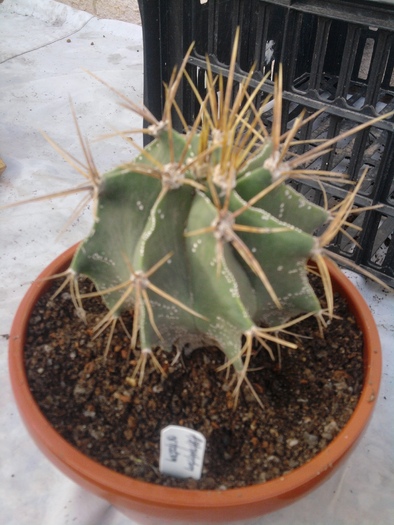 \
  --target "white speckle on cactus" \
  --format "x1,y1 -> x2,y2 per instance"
284,189 -> 293,200
90,252 -> 115,266
221,265 -> 235,285
191,240 -> 202,254
310,237 -> 322,256
277,265 -> 283,271
229,284 -> 241,299
136,200 -> 144,211
212,313 -> 250,338
151,300 -> 180,319
251,247 -> 257,253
